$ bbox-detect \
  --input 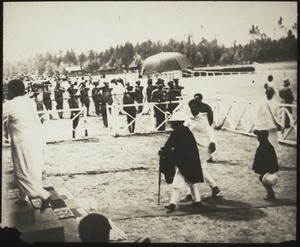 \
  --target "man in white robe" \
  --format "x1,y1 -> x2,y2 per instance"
3,79 -> 50,207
